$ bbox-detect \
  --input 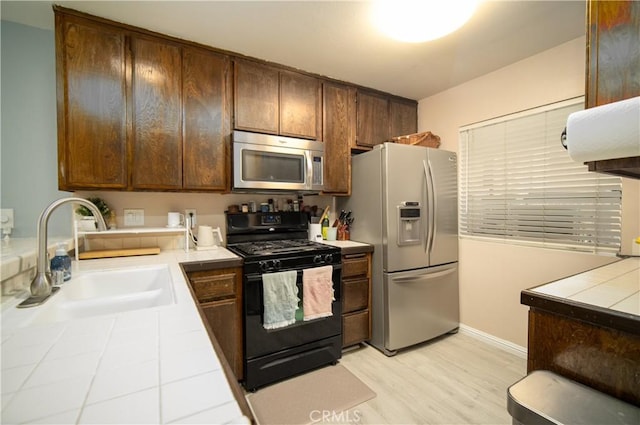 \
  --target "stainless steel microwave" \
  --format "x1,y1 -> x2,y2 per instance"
232,130 -> 324,193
